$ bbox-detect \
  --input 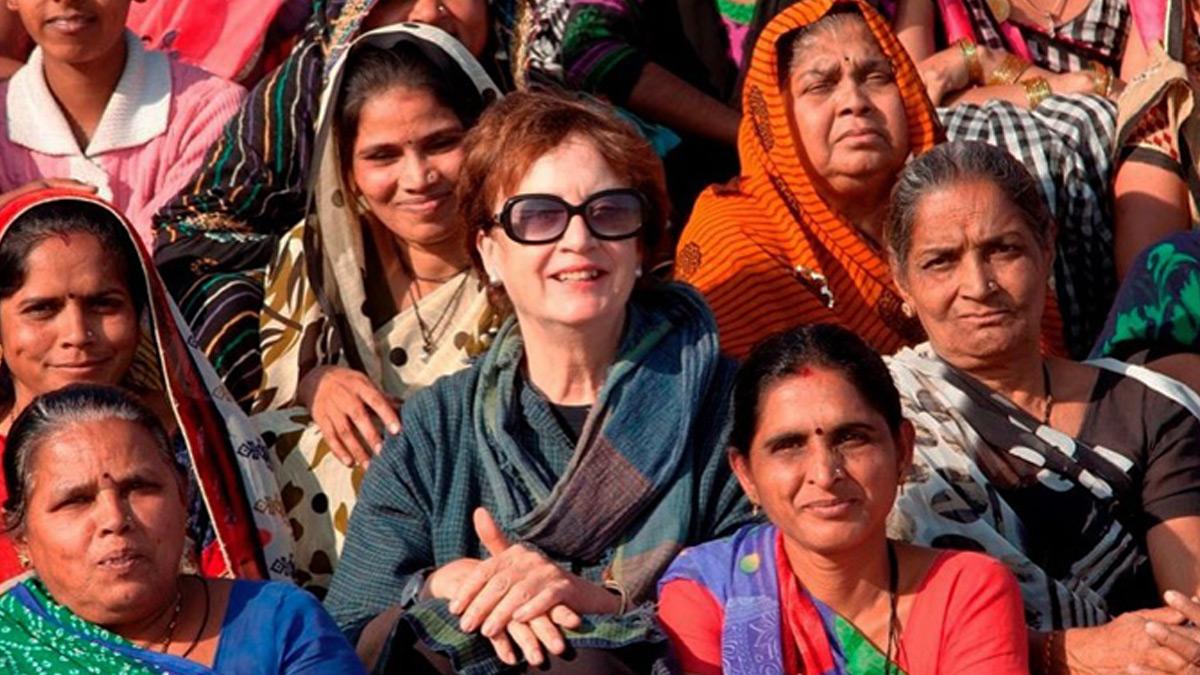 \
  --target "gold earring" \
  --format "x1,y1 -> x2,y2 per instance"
751,502 -> 760,517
